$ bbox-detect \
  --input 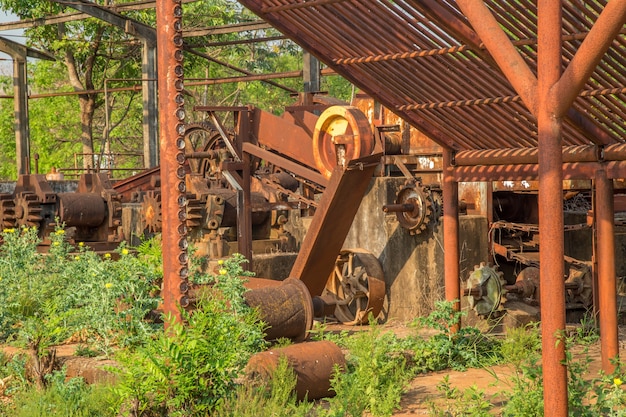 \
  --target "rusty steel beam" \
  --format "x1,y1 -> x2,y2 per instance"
555,1 -> 626,117
595,169 -> 619,374
290,154 -> 381,297
455,0 -> 538,115
442,148 -> 460,332
537,2 -> 567,416
156,0 -> 187,324
425,0 -> 613,146
451,160 -> 626,182
455,145 -> 600,166
242,142 -> 329,187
